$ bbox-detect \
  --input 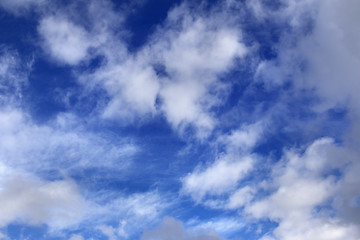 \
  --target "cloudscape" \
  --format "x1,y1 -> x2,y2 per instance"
0,0 -> 359,239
